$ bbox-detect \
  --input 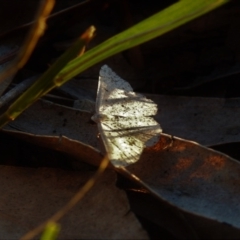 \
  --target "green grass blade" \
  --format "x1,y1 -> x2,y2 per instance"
56,0 -> 228,83
40,222 -> 60,240
0,0 -> 228,128
0,26 -> 95,128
